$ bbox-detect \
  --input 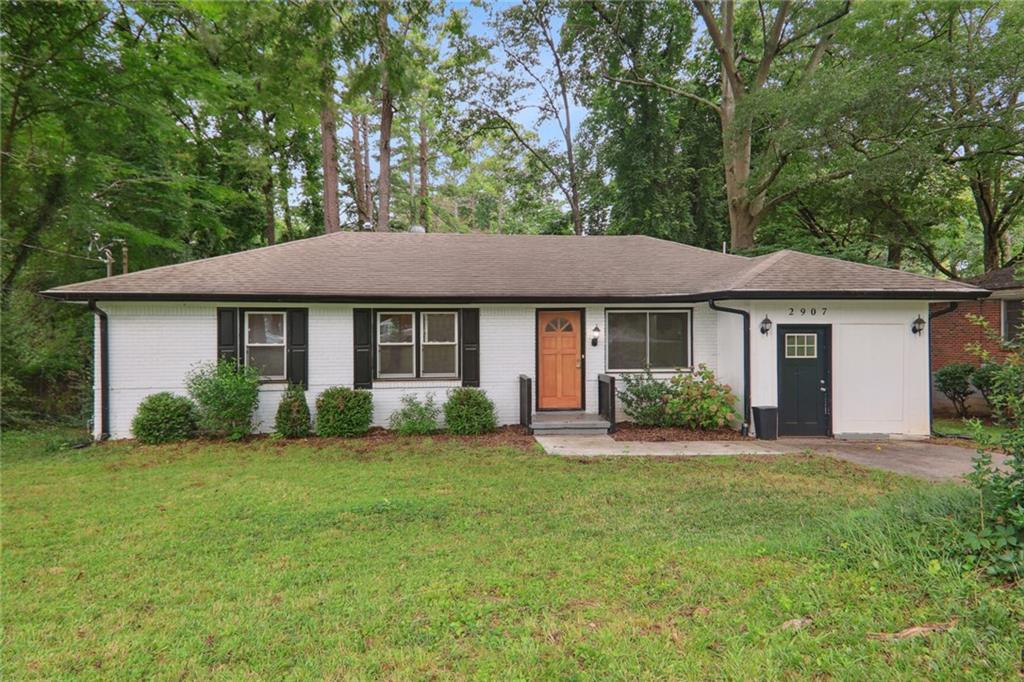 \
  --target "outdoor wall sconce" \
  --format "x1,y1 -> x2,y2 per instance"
759,315 -> 773,335
911,316 -> 926,335
591,325 -> 600,346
